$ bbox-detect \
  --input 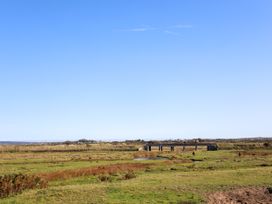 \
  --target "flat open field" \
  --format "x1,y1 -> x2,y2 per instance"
1,142 -> 272,203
